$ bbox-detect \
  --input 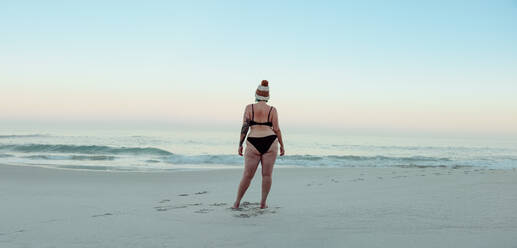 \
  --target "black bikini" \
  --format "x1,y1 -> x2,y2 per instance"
247,104 -> 277,154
